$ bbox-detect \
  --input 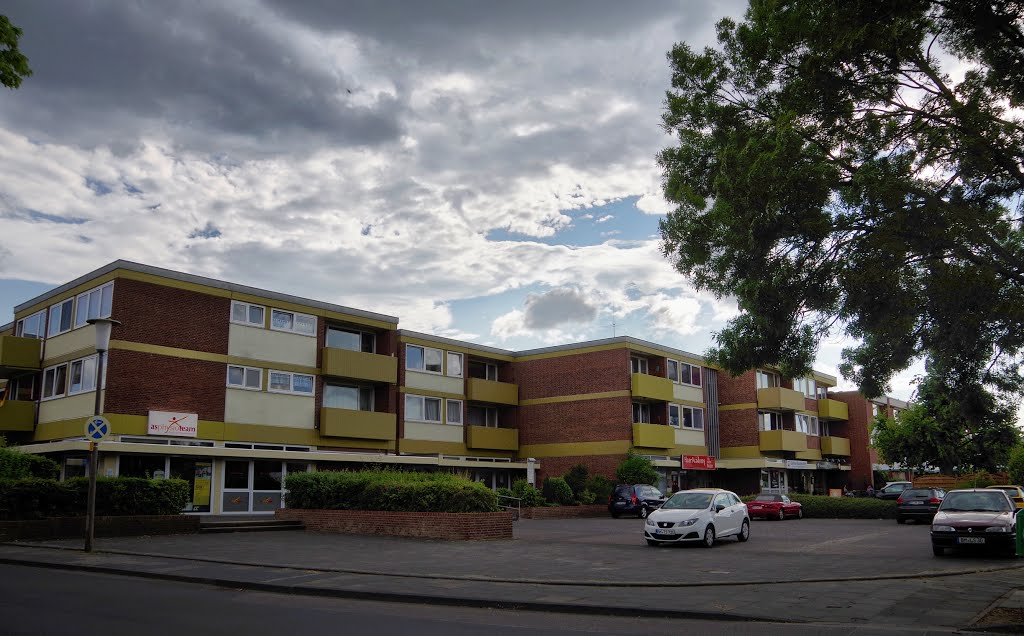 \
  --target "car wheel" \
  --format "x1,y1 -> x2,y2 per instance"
646,539 -> 659,547
702,525 -> 715,548
777,509 -> 785,521
737,519 -> 750,542
932,545 -> 944,557
896,517 -> 906,524
639,505 -> 650,519
797,508 -> 803,520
